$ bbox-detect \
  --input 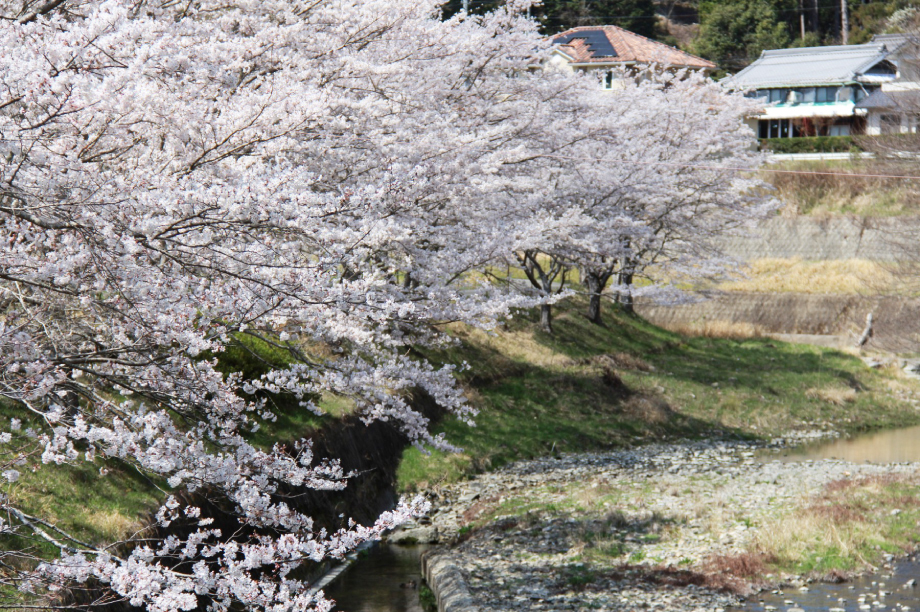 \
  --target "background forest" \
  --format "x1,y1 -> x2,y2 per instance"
444,0 -> 920,73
